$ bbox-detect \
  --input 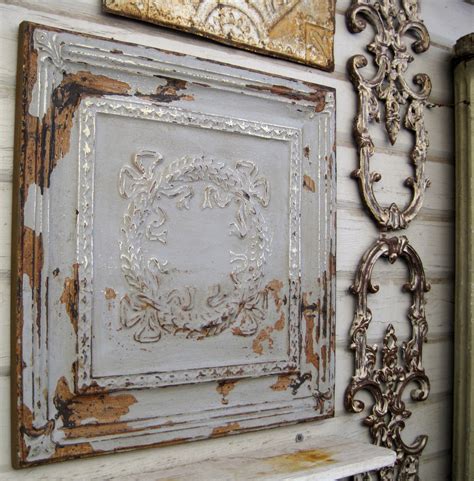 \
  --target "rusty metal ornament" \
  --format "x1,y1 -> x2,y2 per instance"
346,0 -> 432,230
345,235 -> 431,480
